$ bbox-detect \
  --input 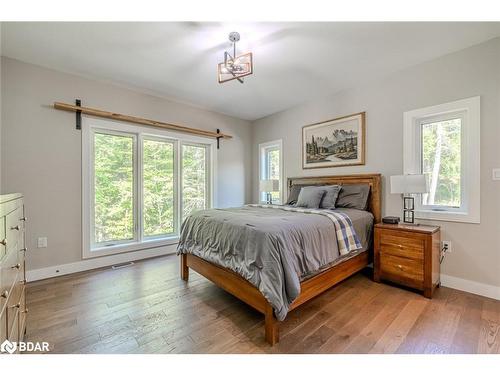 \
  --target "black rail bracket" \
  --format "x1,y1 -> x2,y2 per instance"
216,128 -> 223,149
75,99 -> 82,130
